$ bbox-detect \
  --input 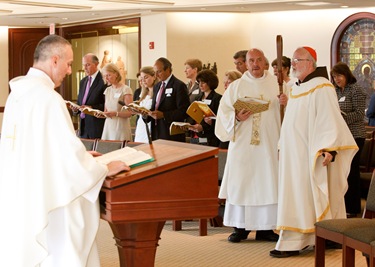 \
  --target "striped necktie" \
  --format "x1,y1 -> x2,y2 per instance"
80,76 -> 92,119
